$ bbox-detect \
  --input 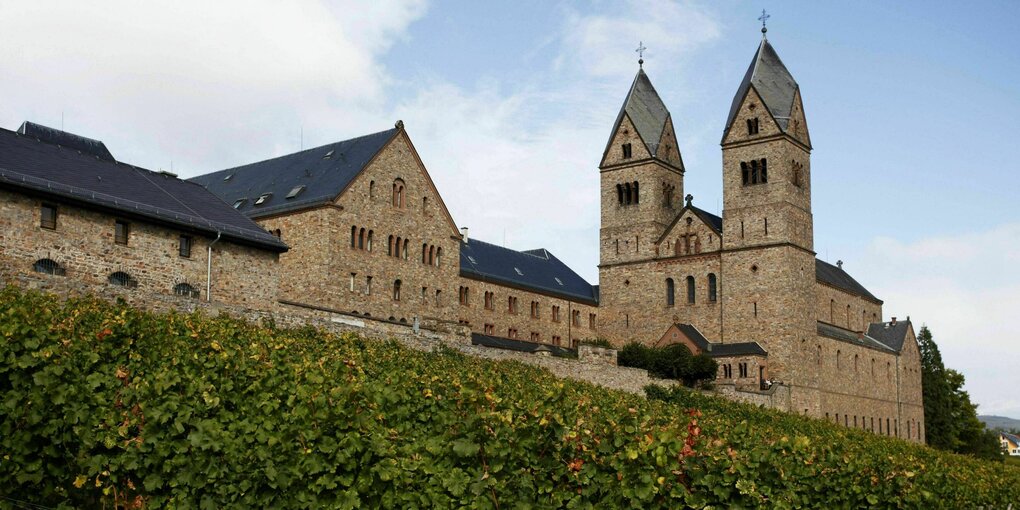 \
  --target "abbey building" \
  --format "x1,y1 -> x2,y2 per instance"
0,34 -> 922,441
